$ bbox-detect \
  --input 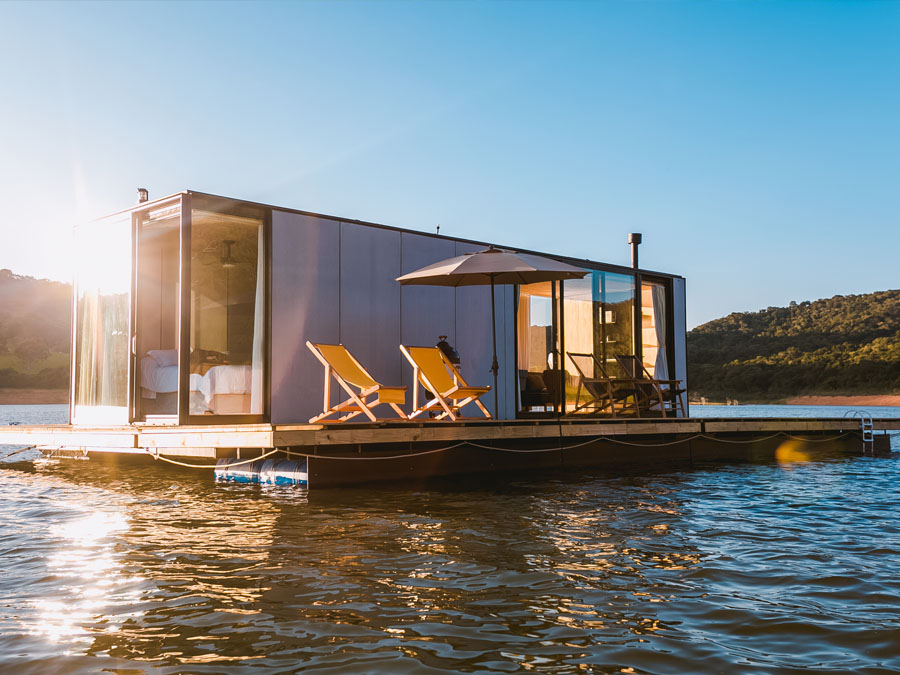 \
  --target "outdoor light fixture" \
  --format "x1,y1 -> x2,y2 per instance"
137,187 -> 149,203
